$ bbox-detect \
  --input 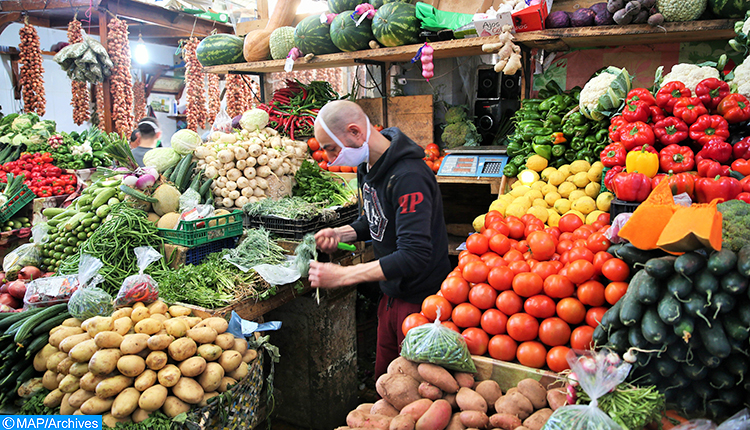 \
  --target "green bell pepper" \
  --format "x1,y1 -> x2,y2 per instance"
504,163 -> 519,177
552,158 -> 567,168
551,144 -> 565,158
561,95 -> 576,108
545,80 -> 565,96
507,141 -> 524,157
545,113 -> 563,126
595,128 -> 609,143
521,99 -> 544,108
584,135 -> 598,148
539,95 -> 566,111
573,124 -> 591,137
532,144 -> 552,160
91,142 -> 103,151
571,136 -> 586,151
576,149 -> 595,164
519,111 -> 543,121
517,120 -> 544,130
537,88 -> 554,100
510,154 -> 526,167
566,111 -> 586,126
564,149 -> 577,163
562,122 -> 578,137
